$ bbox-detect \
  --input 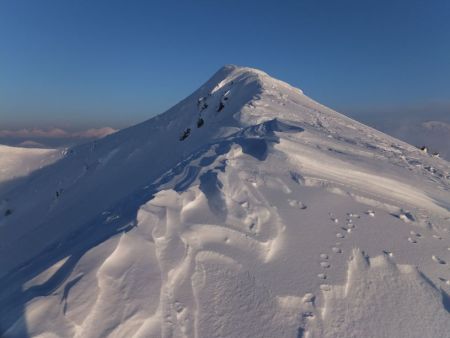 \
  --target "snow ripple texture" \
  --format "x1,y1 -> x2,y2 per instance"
1,65 -> 450,337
